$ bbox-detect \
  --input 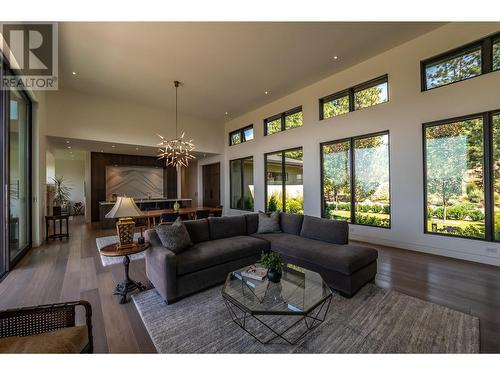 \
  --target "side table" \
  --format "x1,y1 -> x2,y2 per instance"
99,242 -> 149,304
45,215 -> 70,242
